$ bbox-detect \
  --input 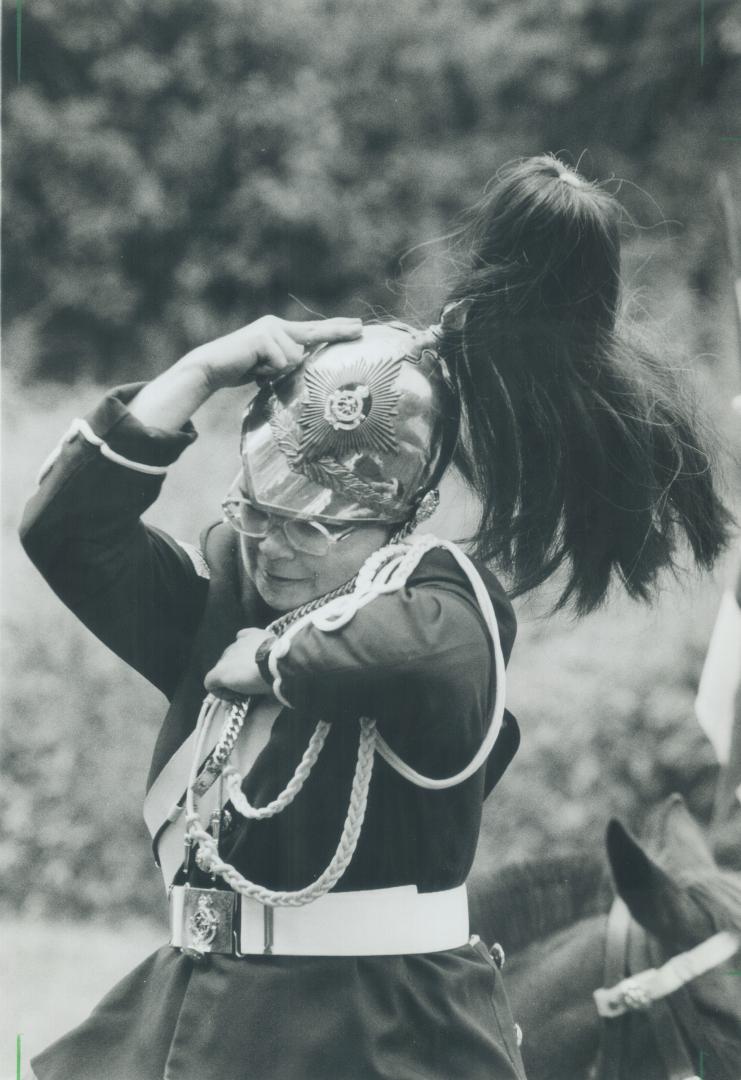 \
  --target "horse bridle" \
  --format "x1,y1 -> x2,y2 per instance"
591,897 -> 739,1080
